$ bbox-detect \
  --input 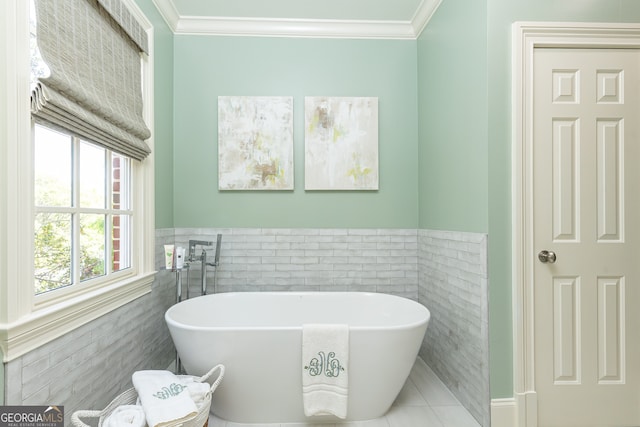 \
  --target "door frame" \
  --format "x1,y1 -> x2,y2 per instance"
512,21 -> 640,427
